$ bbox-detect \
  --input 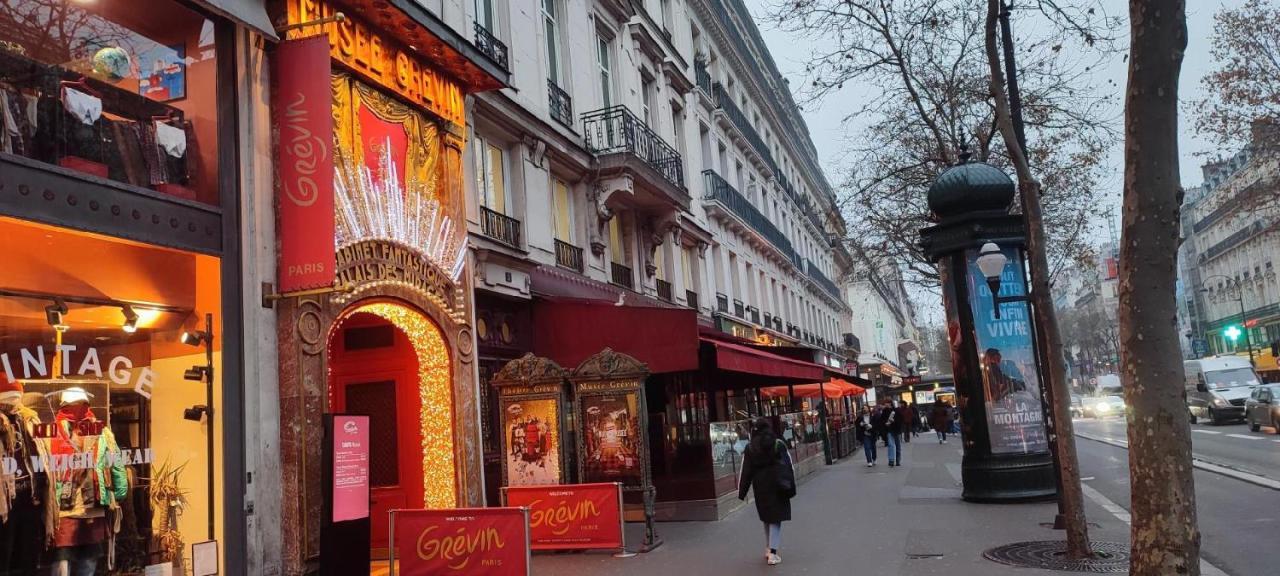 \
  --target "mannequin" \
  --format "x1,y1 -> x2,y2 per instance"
0,374 -> 55,575
48,387 -> 127,576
